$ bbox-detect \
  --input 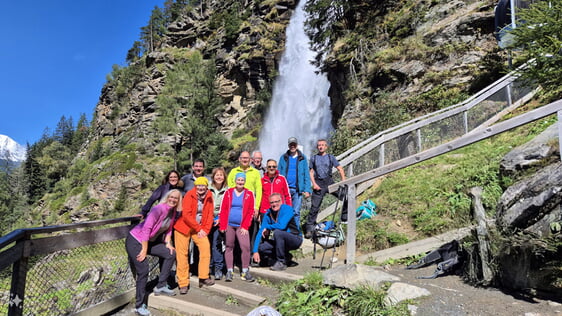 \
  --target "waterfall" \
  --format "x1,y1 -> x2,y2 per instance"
258,0 -> 332,161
